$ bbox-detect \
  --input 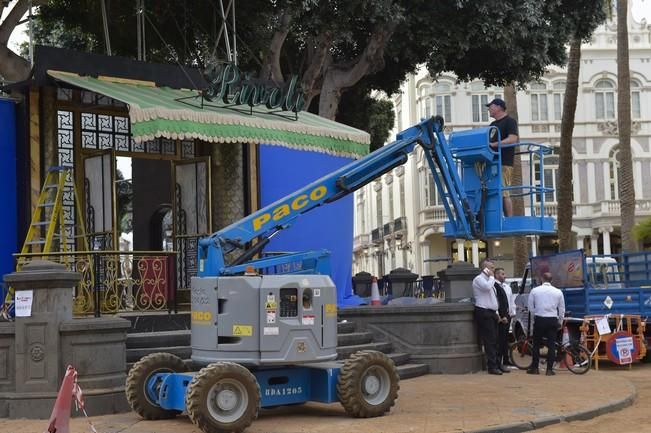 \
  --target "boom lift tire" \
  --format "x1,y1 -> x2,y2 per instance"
125,352 -> 188,420
337,350 -> 400,418
186,362 -> 261,433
